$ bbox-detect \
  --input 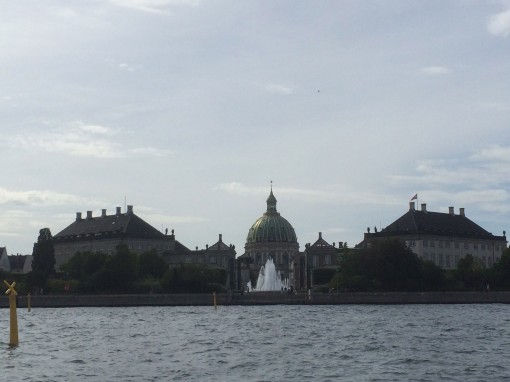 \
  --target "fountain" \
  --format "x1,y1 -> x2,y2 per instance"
247,258 -> 289,292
